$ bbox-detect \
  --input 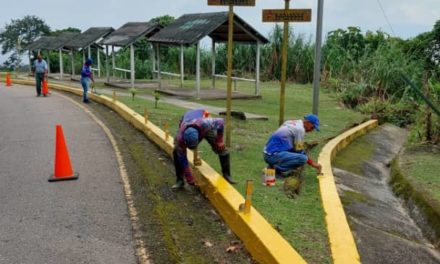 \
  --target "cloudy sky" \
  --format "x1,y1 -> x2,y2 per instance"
1,0 -> 439,63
